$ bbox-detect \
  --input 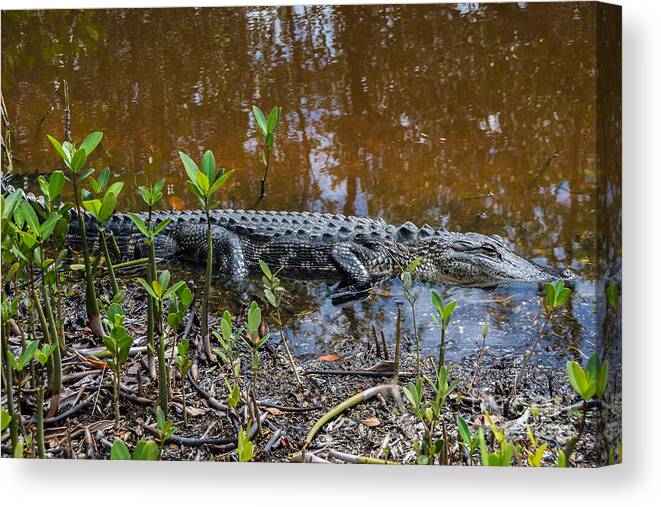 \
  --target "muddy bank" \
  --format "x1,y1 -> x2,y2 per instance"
2,277 -> 619,466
